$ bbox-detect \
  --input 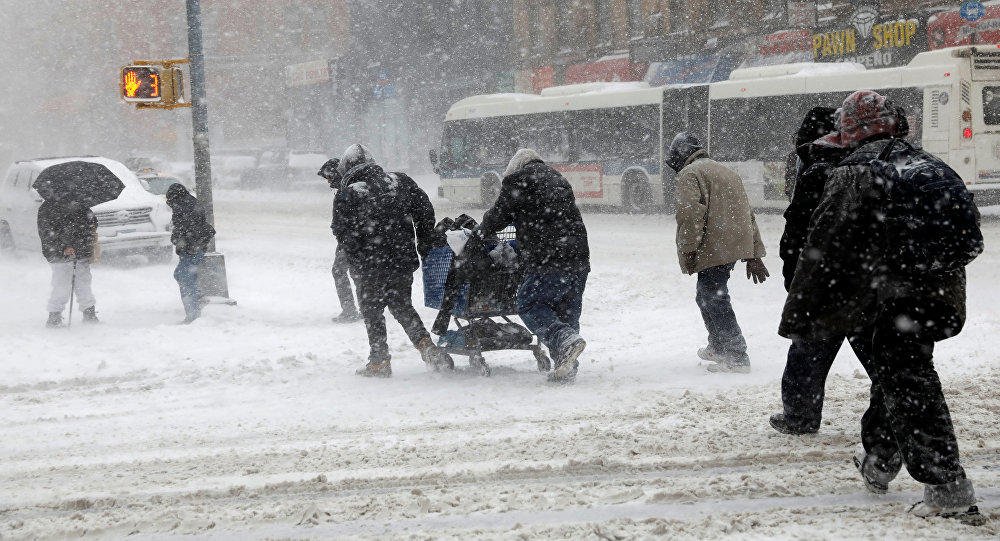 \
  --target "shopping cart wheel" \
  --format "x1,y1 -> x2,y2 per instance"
533,347 -> 552,372
469,353 -> 491,377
